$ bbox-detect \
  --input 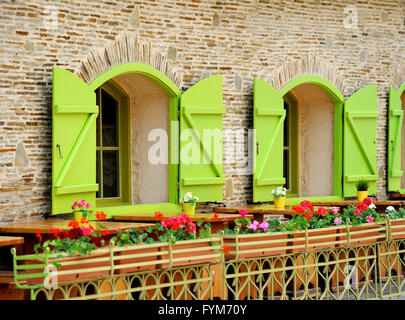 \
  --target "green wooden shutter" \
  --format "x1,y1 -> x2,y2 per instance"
388,87 -> 404,192
179,75 -> 226,202
253,78 -> 285,202
343,85 -> 379,197
52,68 -> 99,214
